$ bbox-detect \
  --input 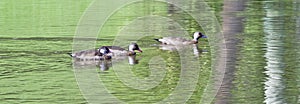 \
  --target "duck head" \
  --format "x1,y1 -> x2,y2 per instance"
192,32 -> 207,44
193,32 -> 207,41
96,46 -> 112,59
99,46 -> 111,55
128,43 -> 142,55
